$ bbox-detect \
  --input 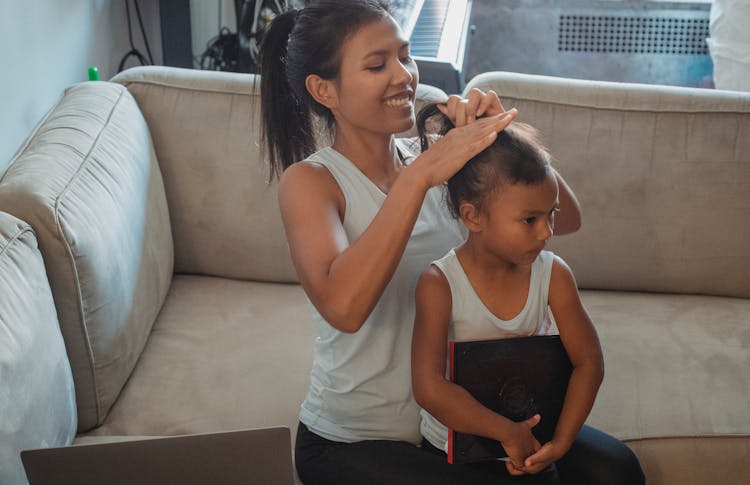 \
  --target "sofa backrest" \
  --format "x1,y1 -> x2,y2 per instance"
465,72 -> 750,299
111,67 -> 297,283
0,212 -> 77,484
110,66 -> 448,283
0,82 -> 174,431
